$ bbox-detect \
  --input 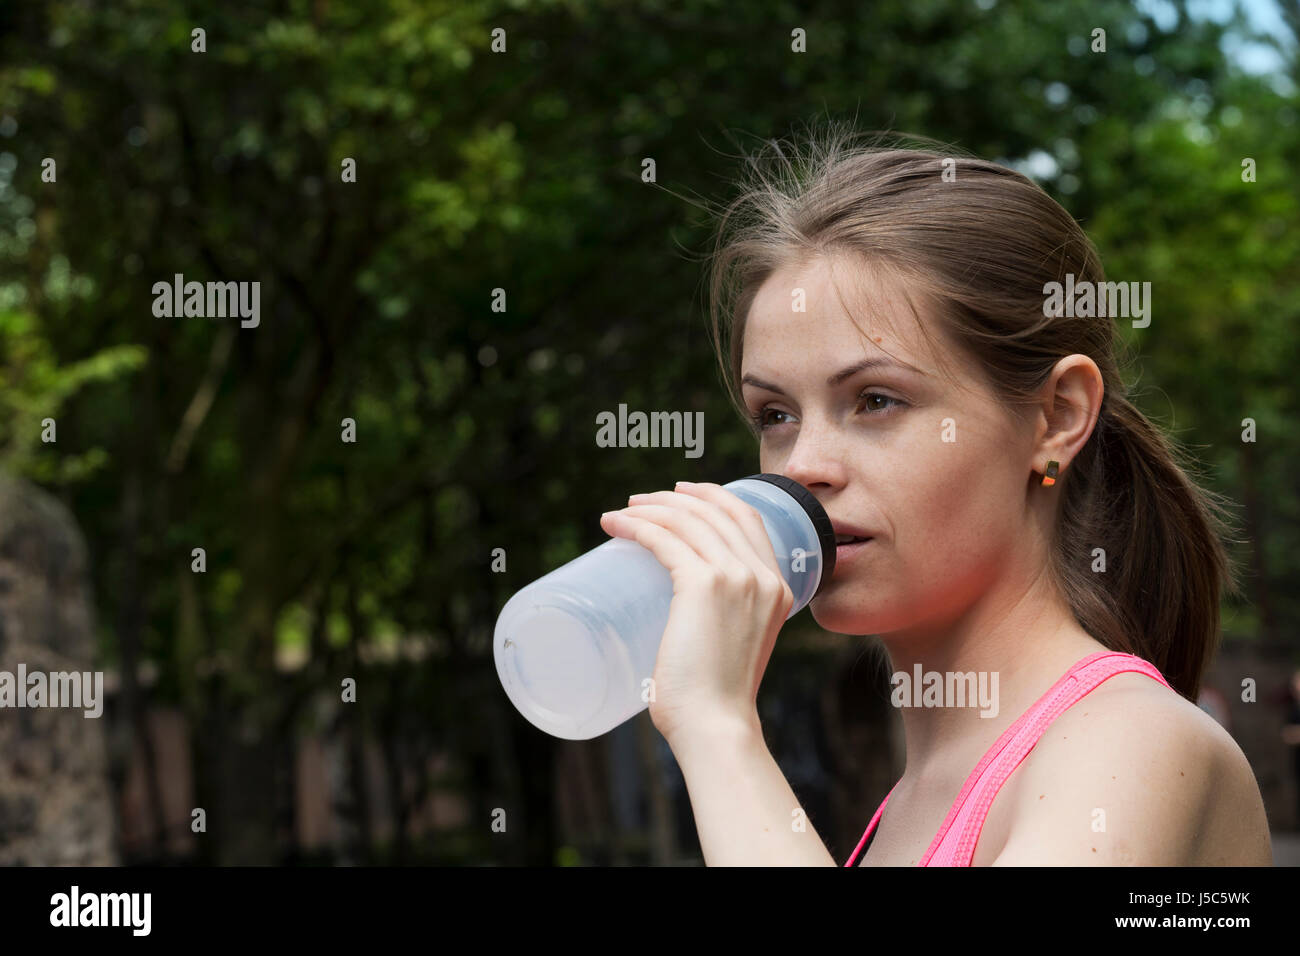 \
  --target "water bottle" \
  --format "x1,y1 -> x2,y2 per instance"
493,474 -> 836,740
